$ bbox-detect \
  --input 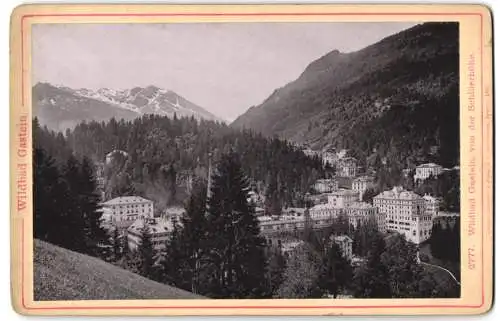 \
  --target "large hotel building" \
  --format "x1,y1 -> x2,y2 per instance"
101,196 -> 154,226
373,186 -> 433,243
